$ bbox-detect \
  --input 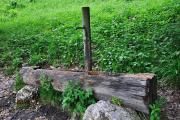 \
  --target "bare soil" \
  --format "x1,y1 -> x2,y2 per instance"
158,87 -> 180,120
0,71 -> 70,120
